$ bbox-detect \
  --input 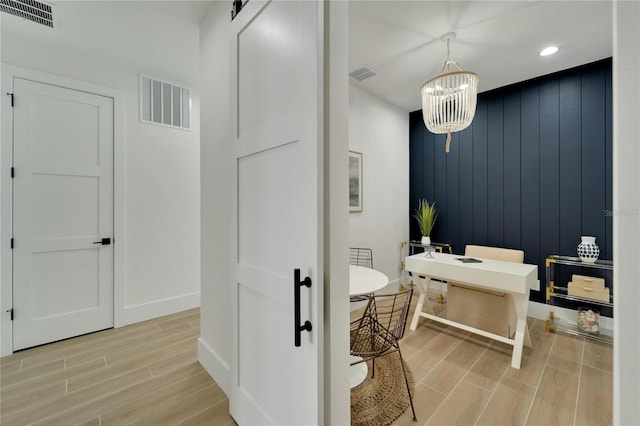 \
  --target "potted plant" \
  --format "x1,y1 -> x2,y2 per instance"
413,199 -> 438,245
